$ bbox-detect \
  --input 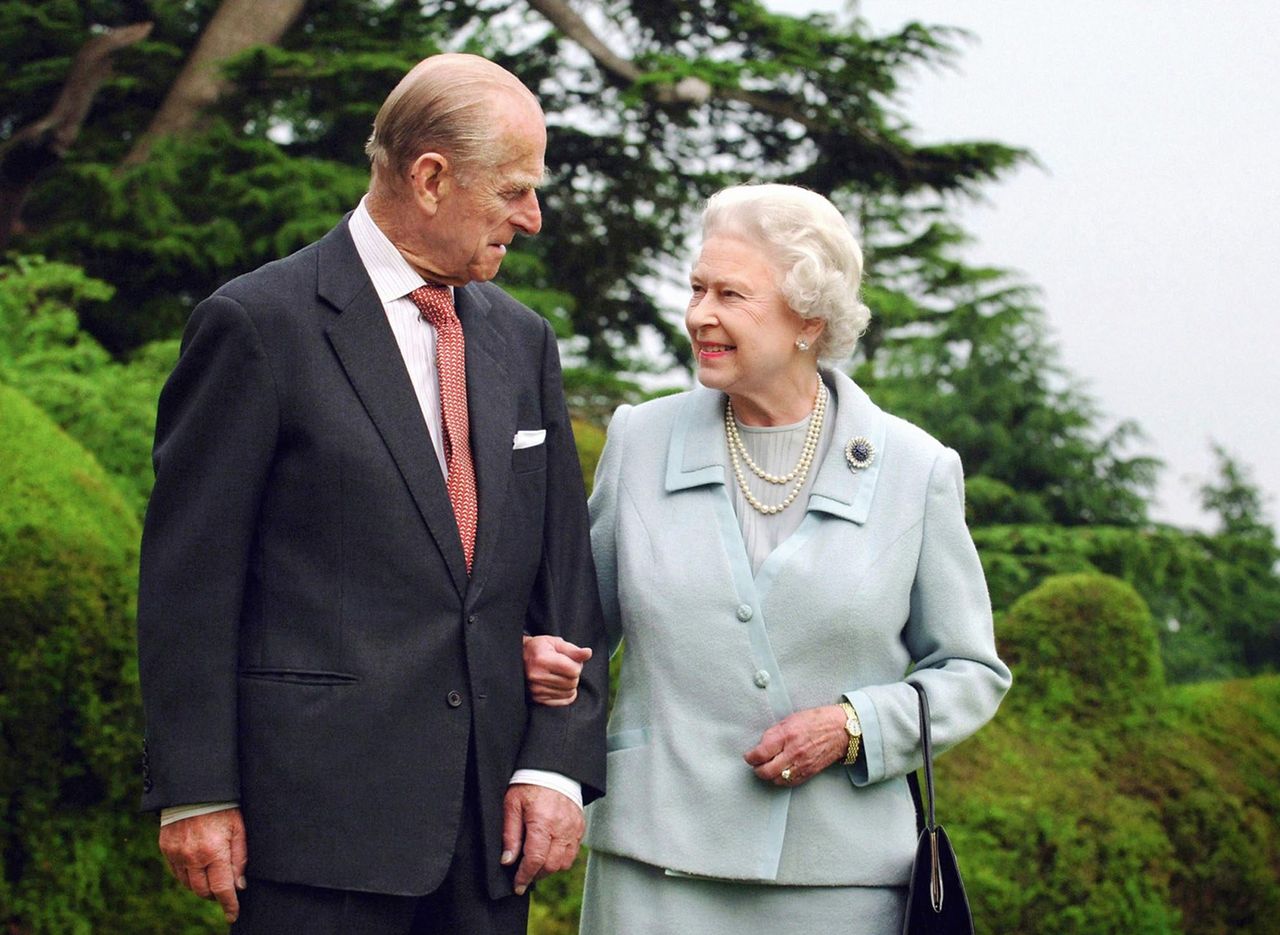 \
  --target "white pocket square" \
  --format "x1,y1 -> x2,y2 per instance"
513,429 -> 547,450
